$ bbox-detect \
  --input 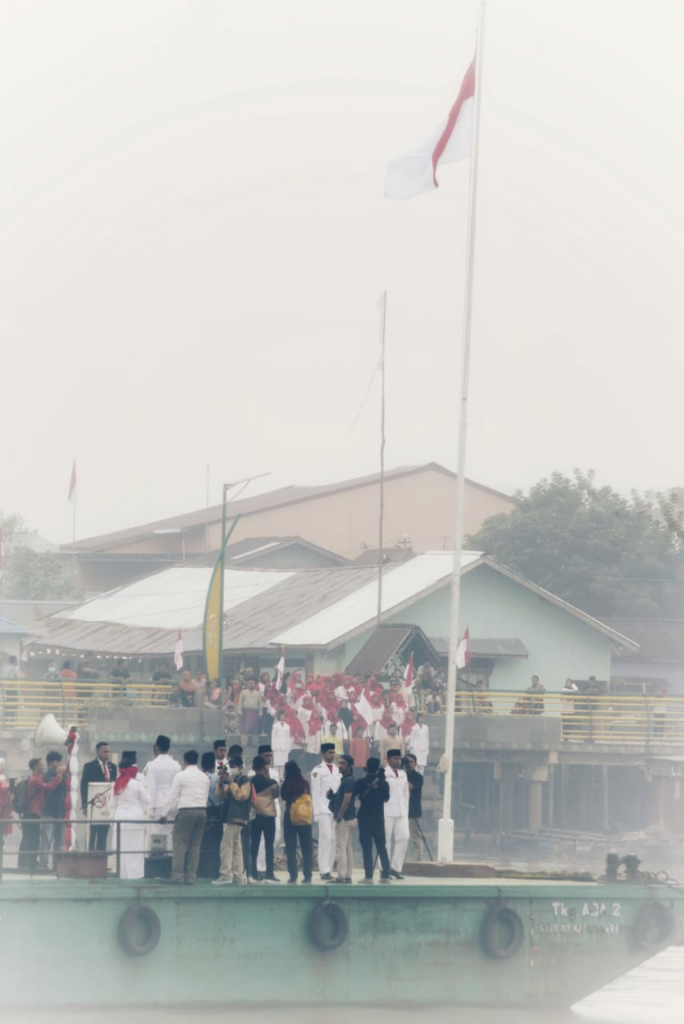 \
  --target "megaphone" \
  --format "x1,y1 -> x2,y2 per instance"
34,714 -> 68,747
